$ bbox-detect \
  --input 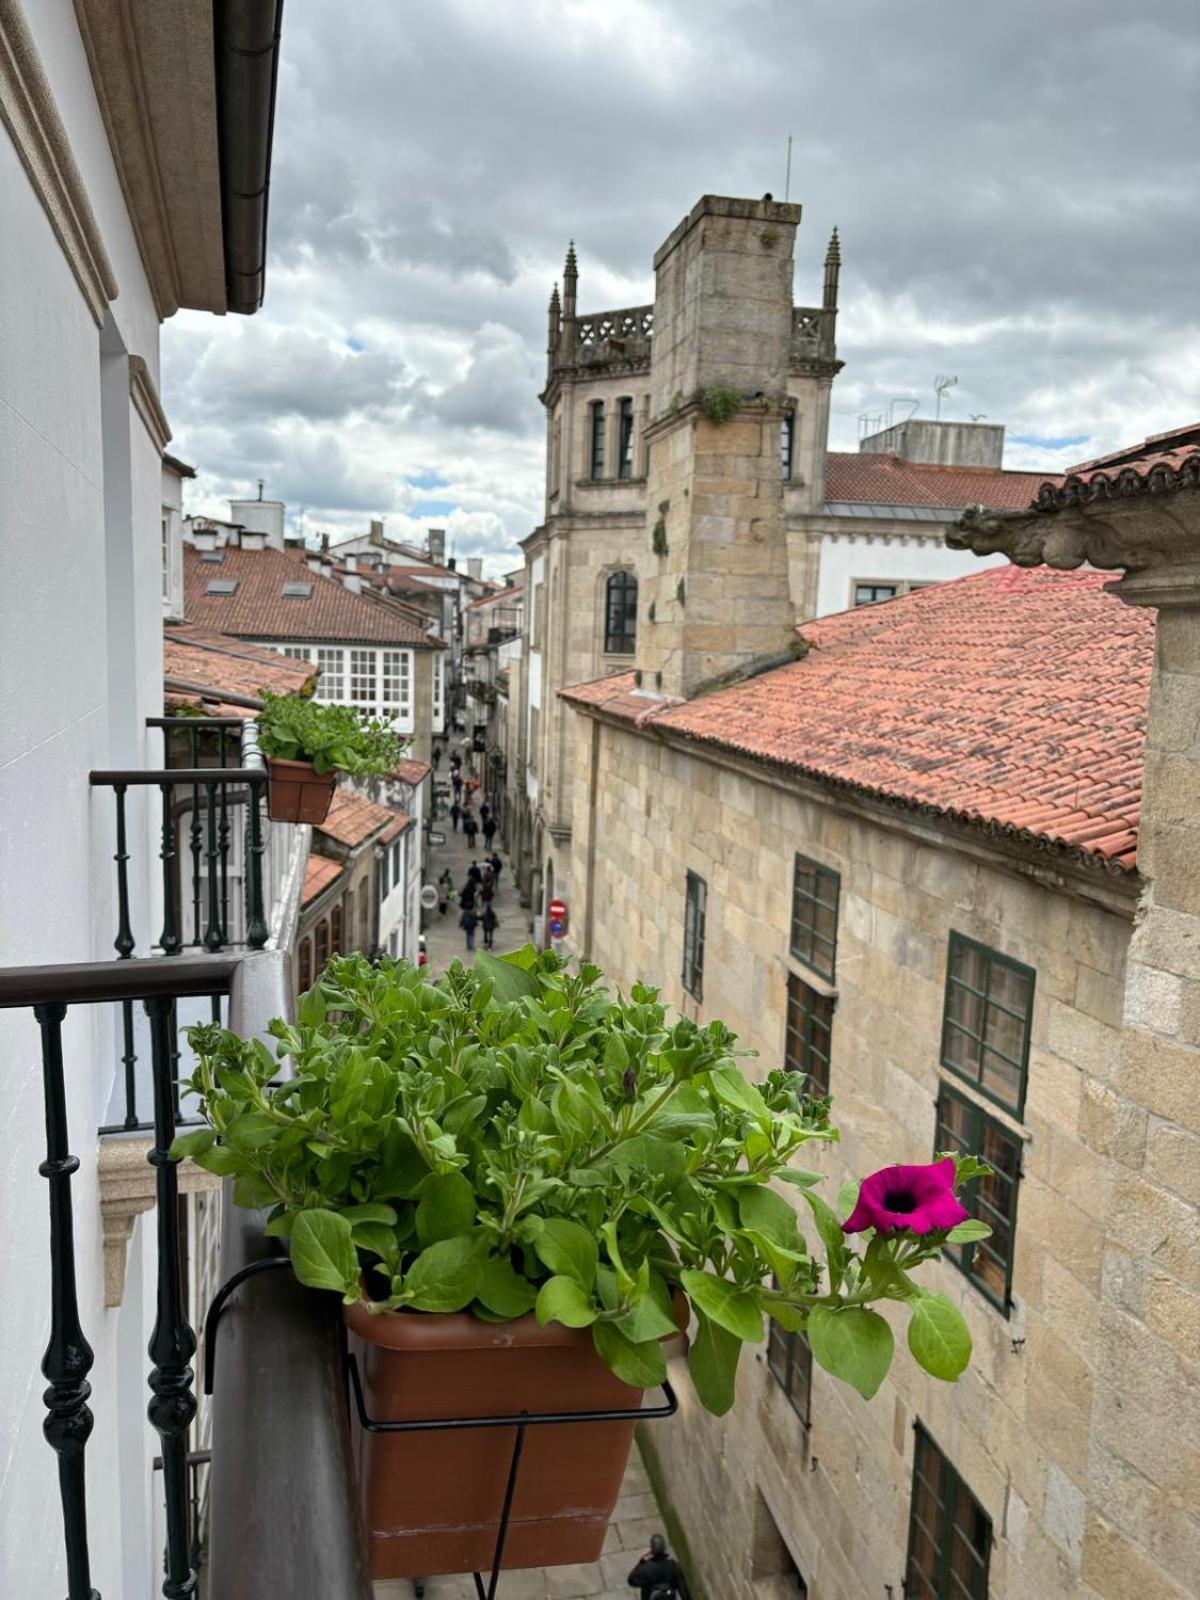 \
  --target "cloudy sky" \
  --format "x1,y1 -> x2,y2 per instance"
163,0 -> 1200,574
